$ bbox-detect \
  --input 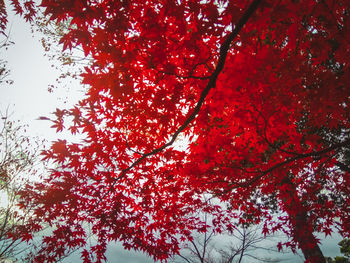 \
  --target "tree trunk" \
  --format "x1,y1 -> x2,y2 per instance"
292,210 -> 326,263
281,175 -> 326,263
